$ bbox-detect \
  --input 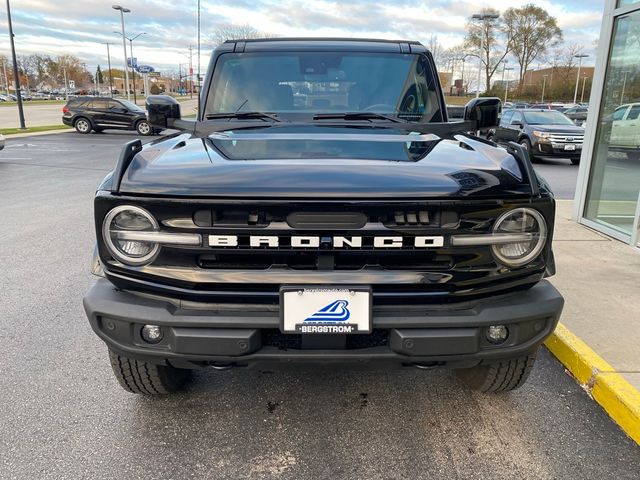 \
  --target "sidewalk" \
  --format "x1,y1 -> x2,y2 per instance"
547,199 -> 640,442
550,200 -> 640,390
